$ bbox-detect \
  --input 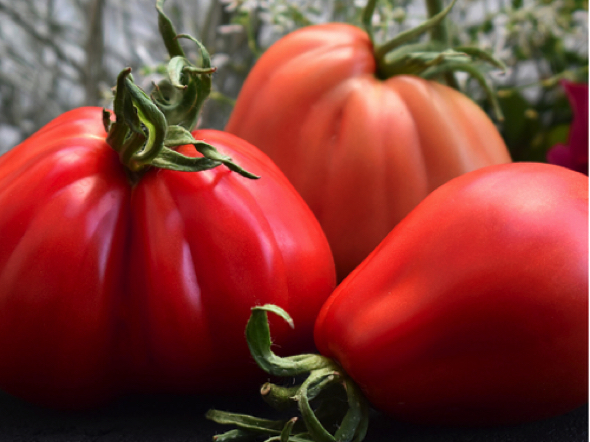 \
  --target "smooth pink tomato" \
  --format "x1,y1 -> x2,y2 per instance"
226,23 -> 512,280
315,162 -> 588,425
